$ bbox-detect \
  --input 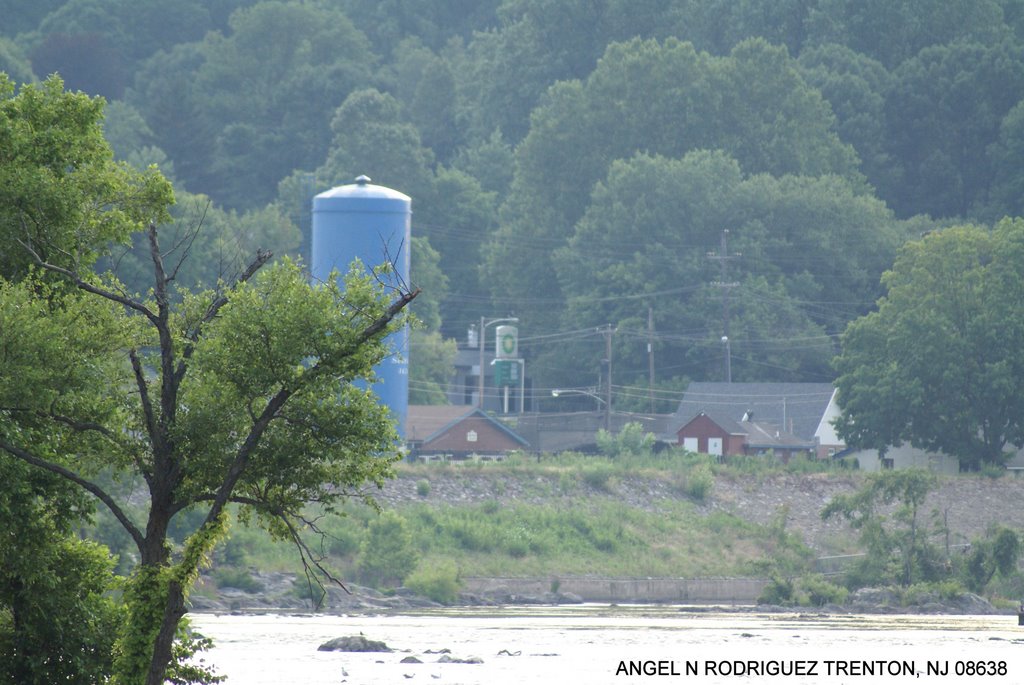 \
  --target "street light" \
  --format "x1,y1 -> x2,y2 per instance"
551,388 -> 605,405
722,335 -> 731,383
478,316 -> 519,409
551,388 -> 609,430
